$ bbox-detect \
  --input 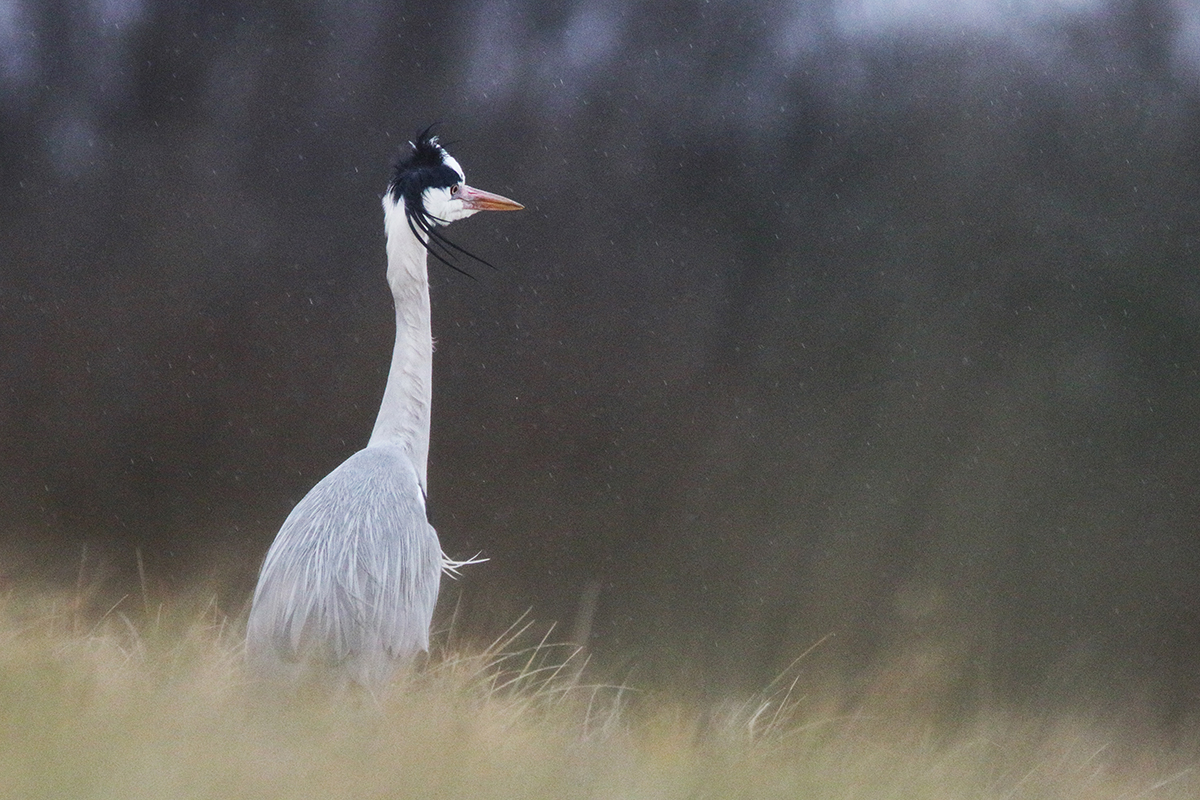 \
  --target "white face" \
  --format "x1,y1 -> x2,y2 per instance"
421,154 -> 478,226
